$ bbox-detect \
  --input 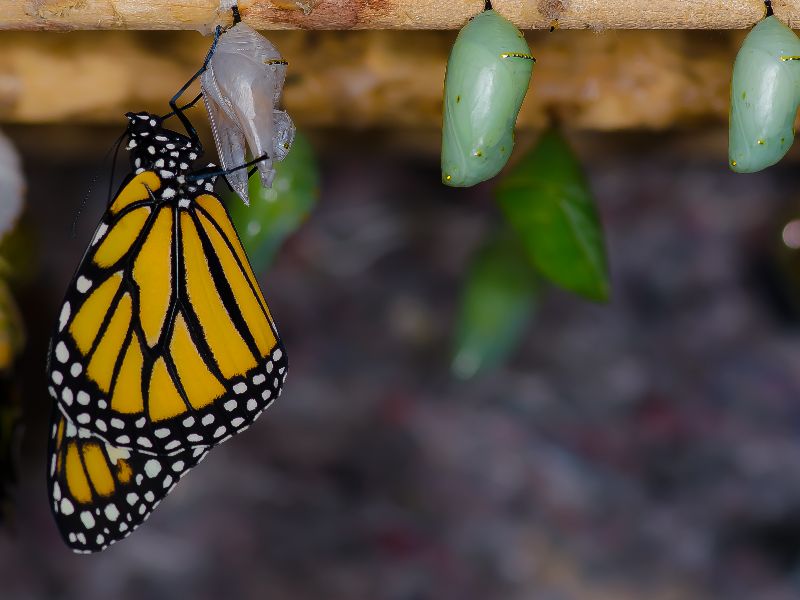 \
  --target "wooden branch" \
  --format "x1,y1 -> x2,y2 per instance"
0,0 -> 788,30
0,29 -> 742,130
